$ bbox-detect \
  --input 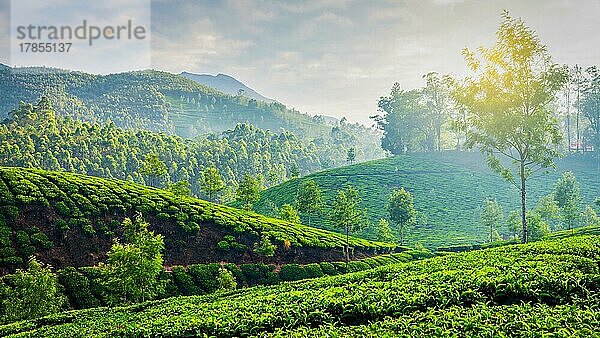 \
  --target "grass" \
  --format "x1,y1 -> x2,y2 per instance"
255,151 -> 600,248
